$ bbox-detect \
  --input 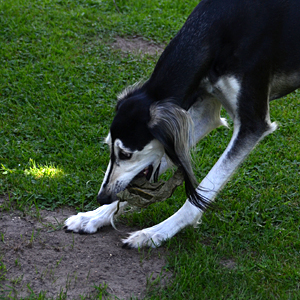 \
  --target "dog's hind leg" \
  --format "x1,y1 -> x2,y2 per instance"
159,96 -> 228,175
64,201 -> 128,234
